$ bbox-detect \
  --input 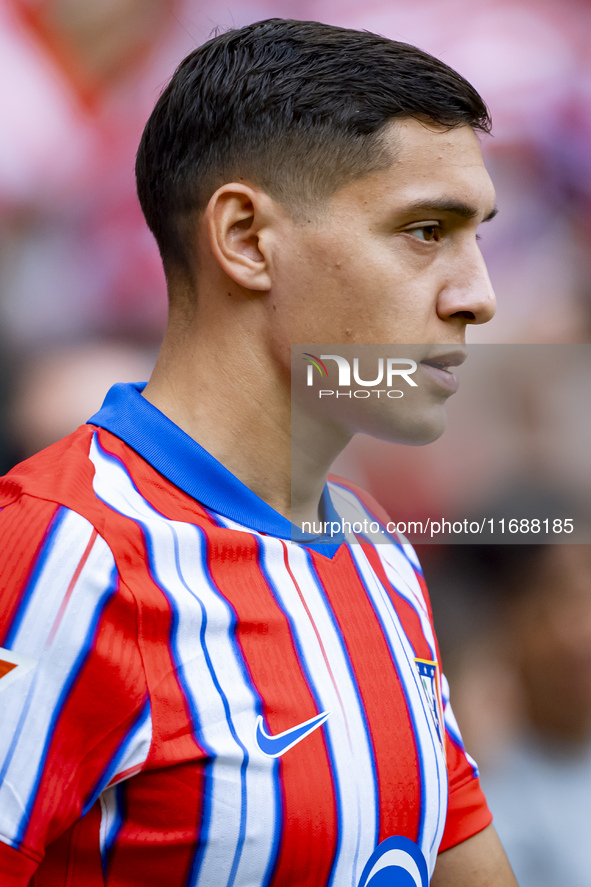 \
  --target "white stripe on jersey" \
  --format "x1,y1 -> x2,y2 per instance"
257,537 -> 378,887
347,543 -> 448,877
89,435 -> 278,887
99,783 -> 125,872
0,519 -> 117,846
